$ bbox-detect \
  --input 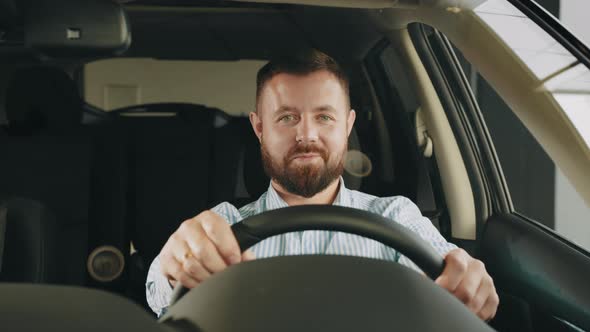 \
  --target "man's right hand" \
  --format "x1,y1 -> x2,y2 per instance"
159,210 -> 256,289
